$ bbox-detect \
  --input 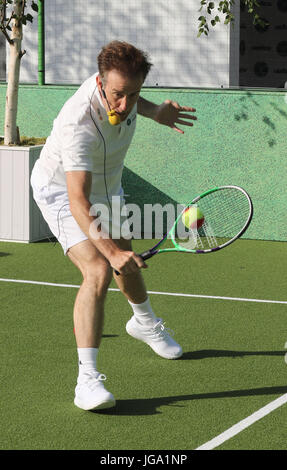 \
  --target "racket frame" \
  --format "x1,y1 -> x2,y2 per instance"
139,185 -> 253,260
